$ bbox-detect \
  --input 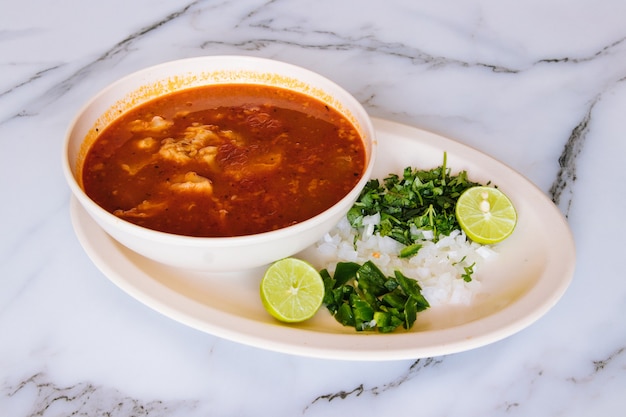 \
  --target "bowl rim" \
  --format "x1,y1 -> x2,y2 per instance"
62,55 -> 377,245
